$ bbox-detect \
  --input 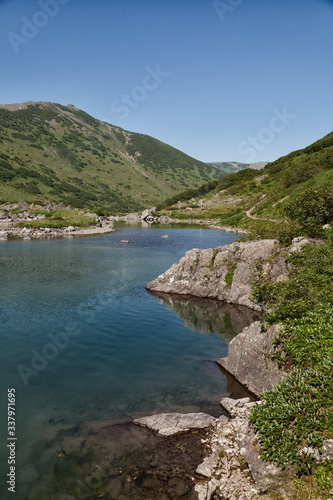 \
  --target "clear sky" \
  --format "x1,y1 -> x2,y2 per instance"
0,0 -> 332,163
